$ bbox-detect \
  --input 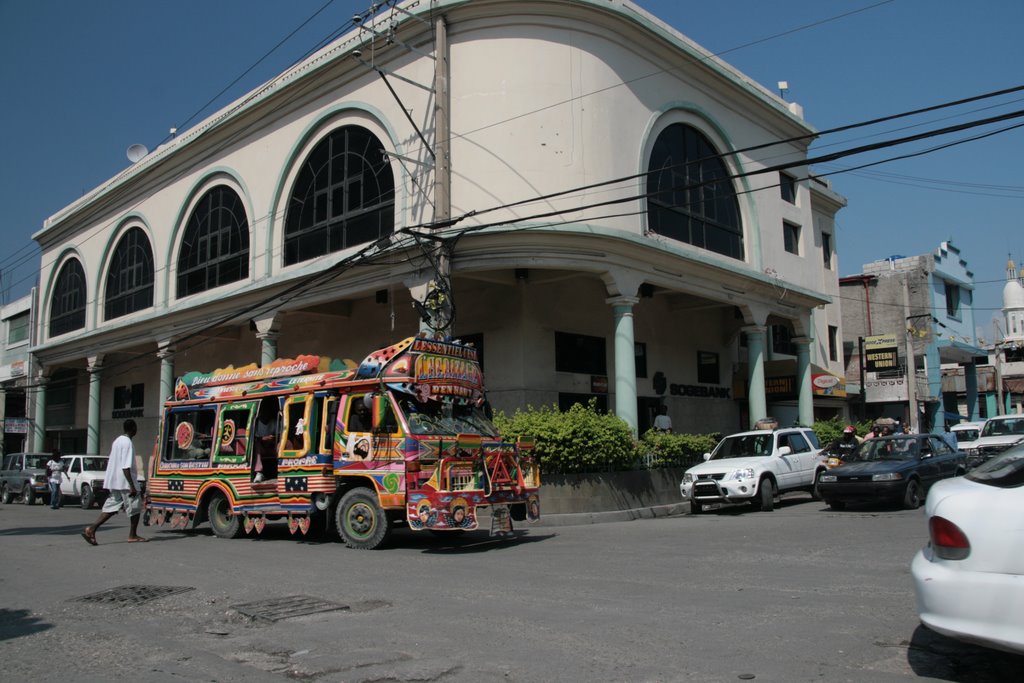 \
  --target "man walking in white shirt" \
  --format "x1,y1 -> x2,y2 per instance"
81,419 -> 146,545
